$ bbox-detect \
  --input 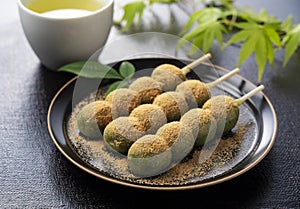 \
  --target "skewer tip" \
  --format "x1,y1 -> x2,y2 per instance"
237,84 -> 265,105
207,67 -> 241,88
256,84 -> 265,91
205,53 -> 212,59
233,67 -> 240,73
182,53 -> 212,75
